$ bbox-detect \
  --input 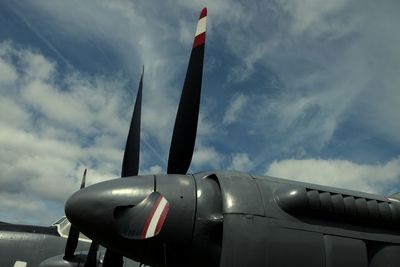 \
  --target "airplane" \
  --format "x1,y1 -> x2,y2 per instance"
0,169 -> 93,267
0,168 -> 144,266
0,168 -> 141,266
0,216 -> 90,267
63,6 -> 400,267
2,6 -> 400,267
